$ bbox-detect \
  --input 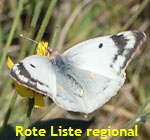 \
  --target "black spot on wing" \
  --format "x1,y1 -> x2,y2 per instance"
98,43 -> 103,48
30,64 -> 36,68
